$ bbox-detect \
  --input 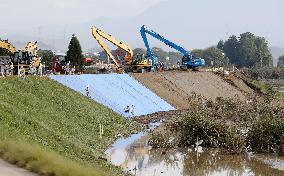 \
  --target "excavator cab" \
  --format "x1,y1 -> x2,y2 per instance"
13,51 -> 31,66
130,54 -> 153,72
9,51 -> 32,74
181,55 -> 205,69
